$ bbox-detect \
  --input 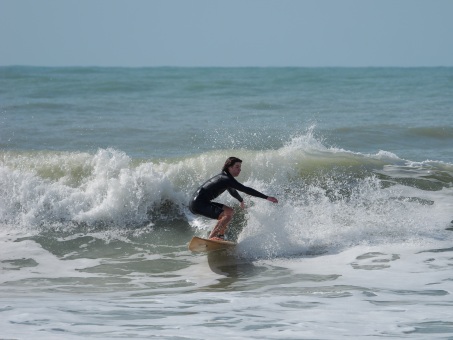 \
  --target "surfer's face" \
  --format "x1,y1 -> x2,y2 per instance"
228,162 -> 242,177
